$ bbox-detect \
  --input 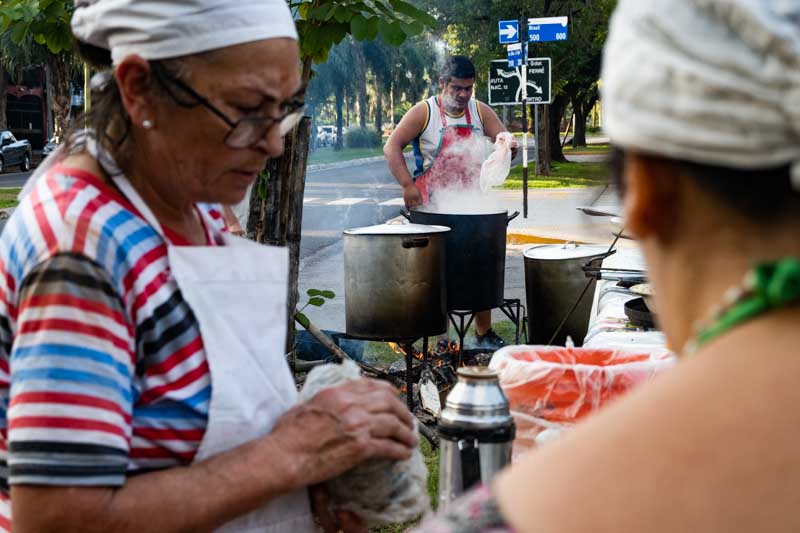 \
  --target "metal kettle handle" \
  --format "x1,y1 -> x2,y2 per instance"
402,237 -> 430,249
507,211 -> 520,224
